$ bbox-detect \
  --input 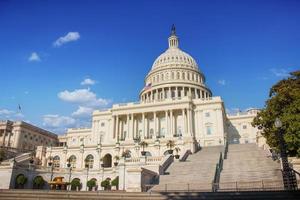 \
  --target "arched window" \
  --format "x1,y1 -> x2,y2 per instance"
85,154 -> 94,169
177,72 -> 180,79
102,154 -> 112,168
53,155 -> 60,168
68,155 -> 76,168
